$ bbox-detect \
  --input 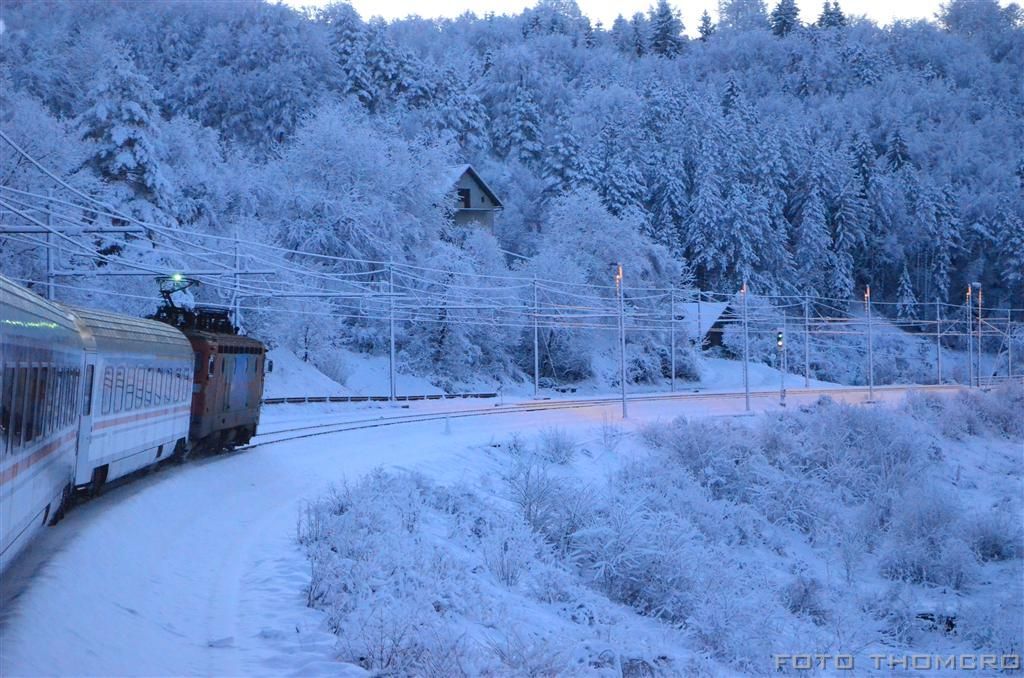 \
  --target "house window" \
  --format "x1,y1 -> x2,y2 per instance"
457,189 -> 471,209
